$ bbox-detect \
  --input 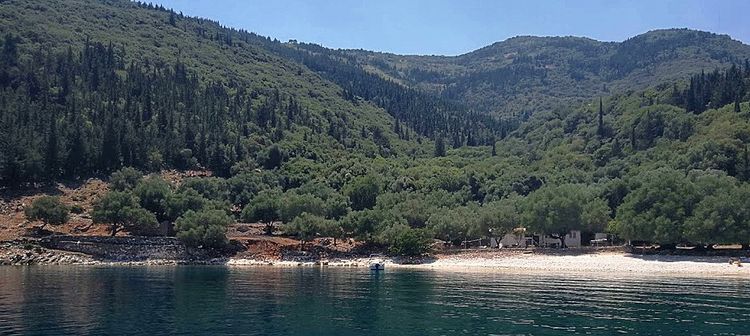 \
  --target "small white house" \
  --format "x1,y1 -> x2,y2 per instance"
540,230 -> 581,248
499,228 -> 532,247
